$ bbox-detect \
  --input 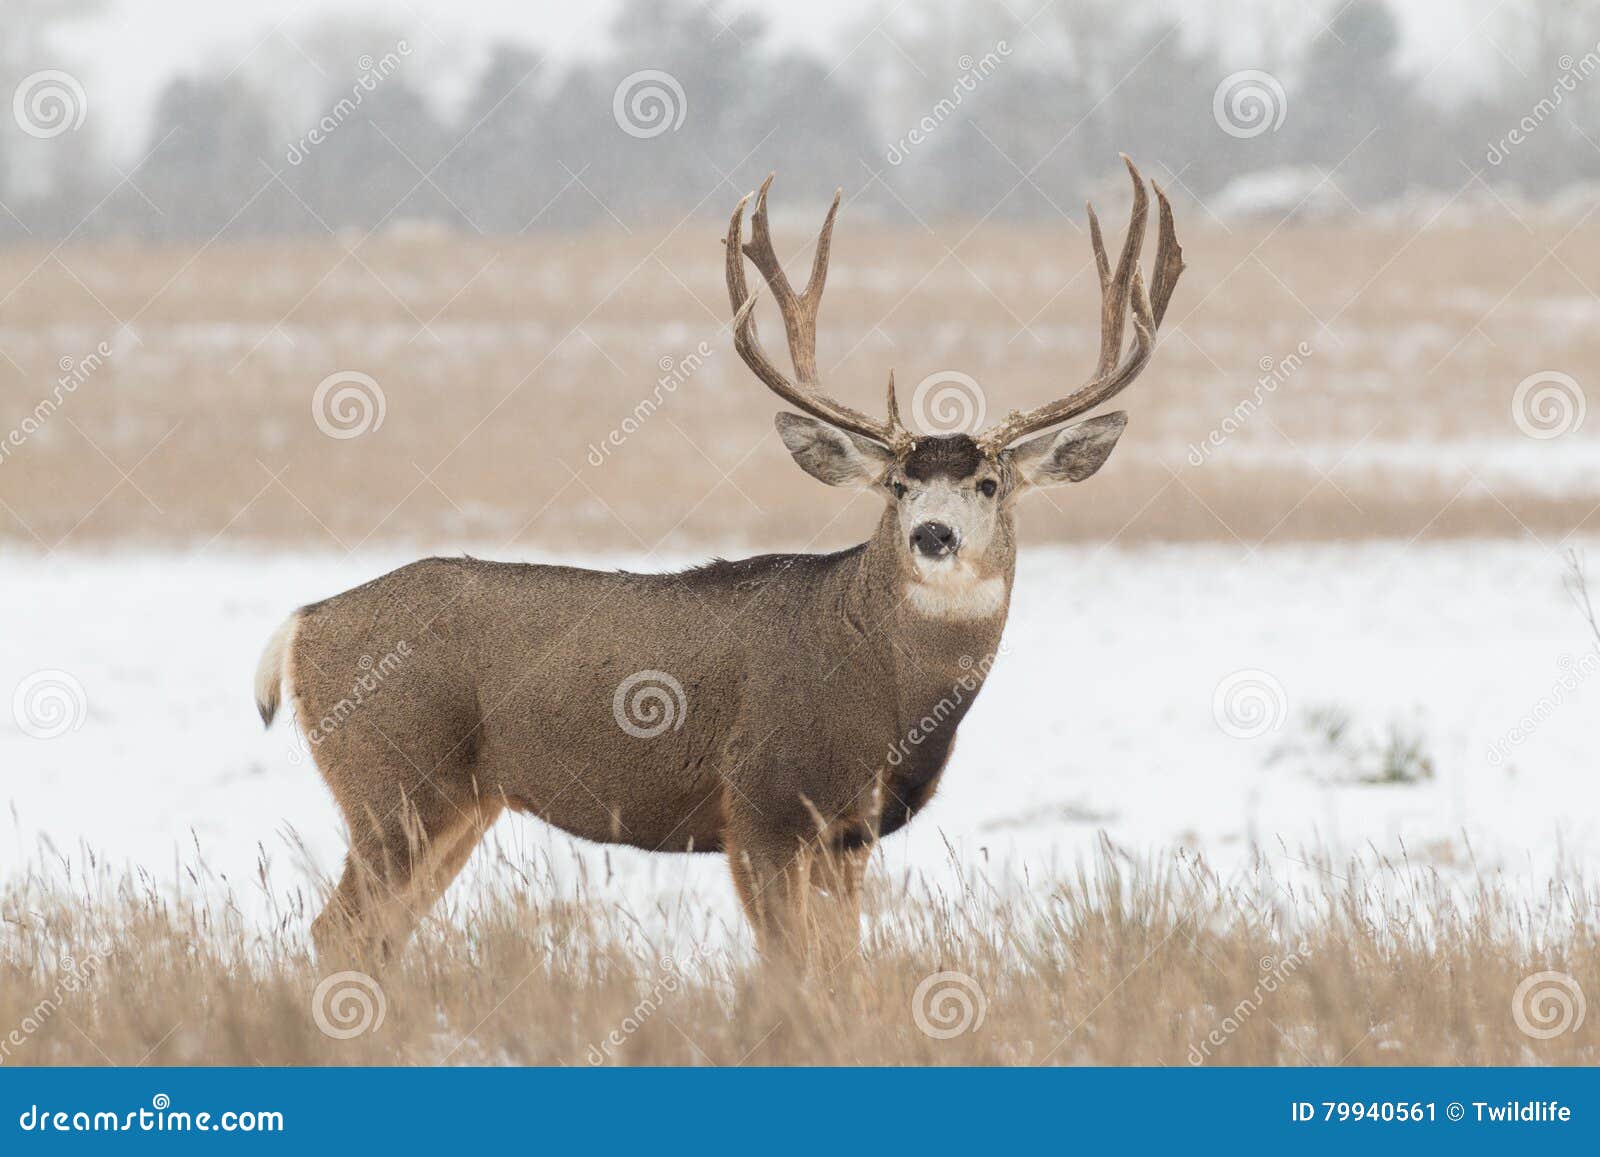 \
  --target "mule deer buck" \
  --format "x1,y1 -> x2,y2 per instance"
255,156 -> 1182,966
